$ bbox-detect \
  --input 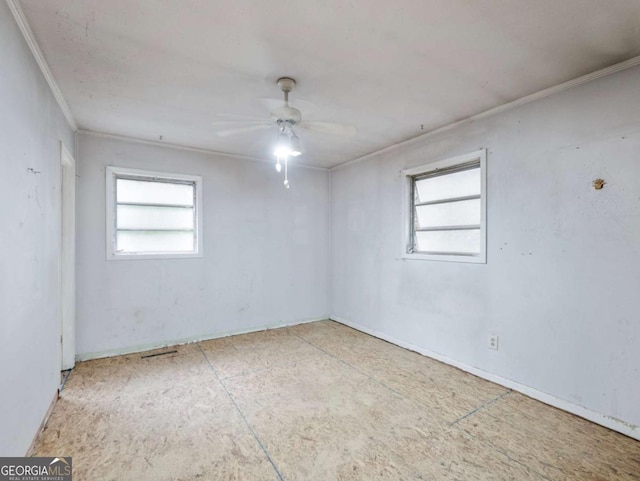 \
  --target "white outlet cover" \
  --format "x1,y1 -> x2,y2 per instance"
489,334 -> 499,351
